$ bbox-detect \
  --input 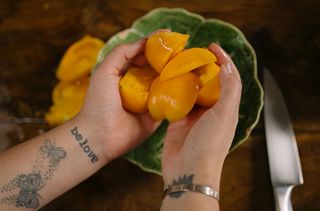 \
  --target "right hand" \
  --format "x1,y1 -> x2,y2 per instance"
161,43 -> 242,190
